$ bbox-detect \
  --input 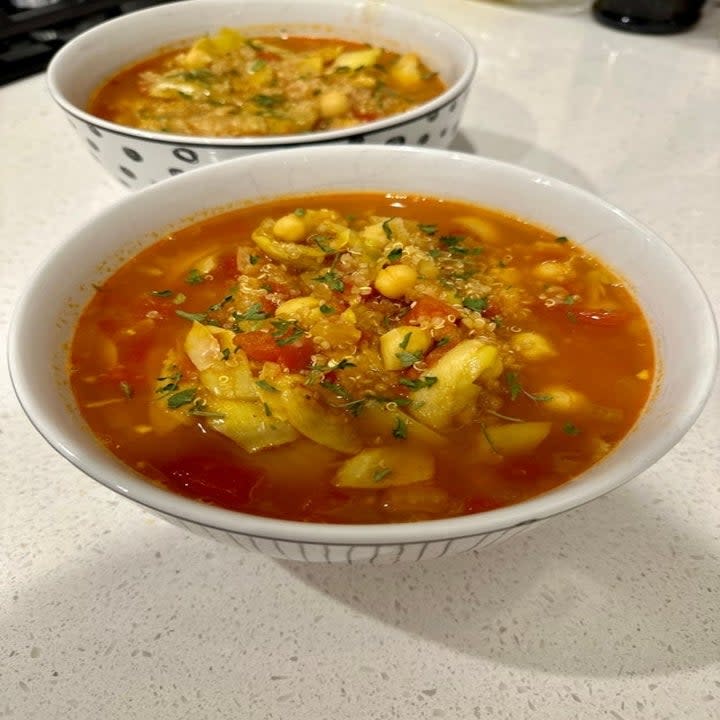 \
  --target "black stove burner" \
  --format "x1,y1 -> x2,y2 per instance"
0,0 -> 173,85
